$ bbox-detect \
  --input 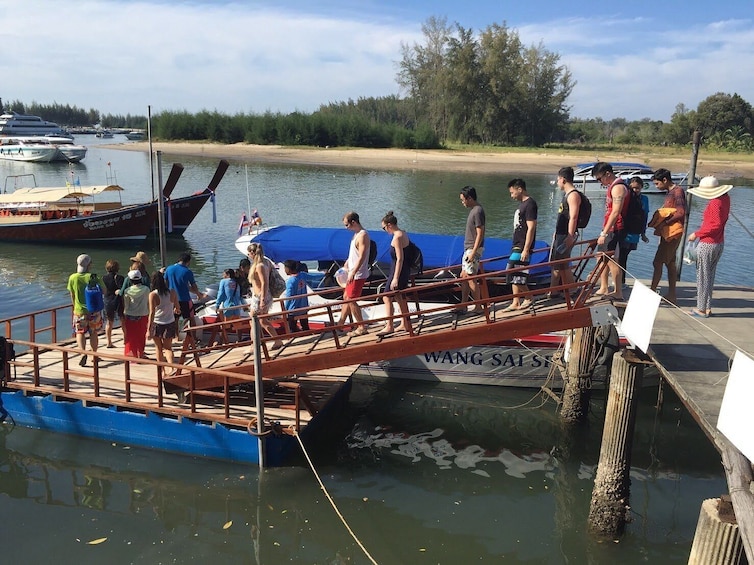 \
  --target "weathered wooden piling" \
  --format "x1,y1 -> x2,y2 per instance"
688,497 -> 746,565
559,327 -> 598,423
587,348 -> 646,538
